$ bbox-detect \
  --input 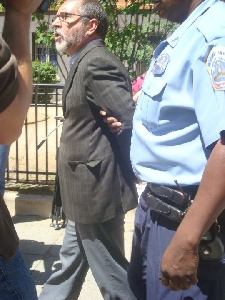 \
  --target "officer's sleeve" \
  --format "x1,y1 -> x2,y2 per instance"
192,45 -> 225,148
206,46 -> 225,140
0,35 -> 19,113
